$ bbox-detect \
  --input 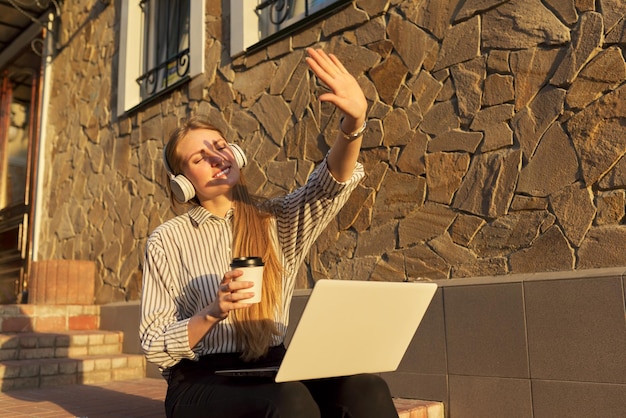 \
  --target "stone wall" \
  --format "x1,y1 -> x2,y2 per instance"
39,0 -> 626,303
